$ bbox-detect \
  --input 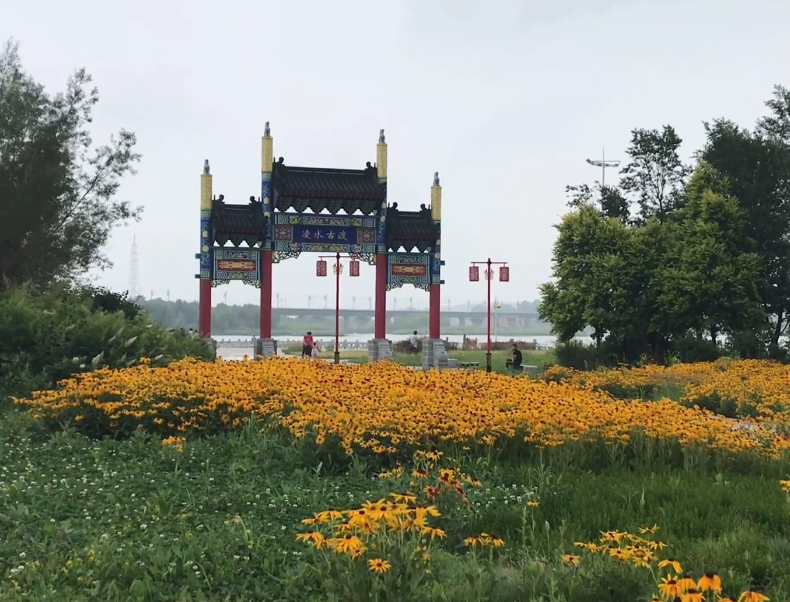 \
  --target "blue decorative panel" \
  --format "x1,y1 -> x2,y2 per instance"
271,212 -> 377,257
273,213 -> 376,228
261,173 -> 273,246
199,209 -> 212,278
212,247 -> 262,287
430,221 -> 441,284
376,204 -> 386,248
387,253 -> 430,291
